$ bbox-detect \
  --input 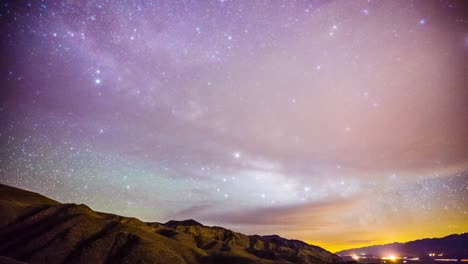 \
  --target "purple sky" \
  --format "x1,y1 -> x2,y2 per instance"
1,0 -> 467,251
